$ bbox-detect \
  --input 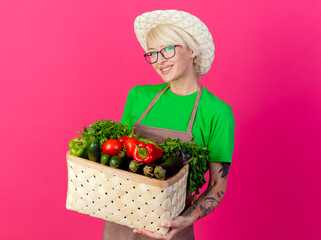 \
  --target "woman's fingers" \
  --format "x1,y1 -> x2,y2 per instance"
132,217 -> 187,240
162,220 -> 178,228
133,228 -> 165,239
165,216 -> 189,228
